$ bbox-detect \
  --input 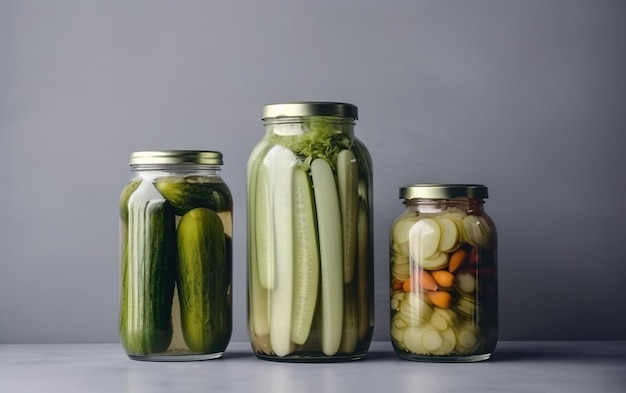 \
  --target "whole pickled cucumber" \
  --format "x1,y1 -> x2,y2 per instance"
177,207 -> 231,353
119,179 -> 141,222
155,176 -> 231,215
120,181 -> 177,356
